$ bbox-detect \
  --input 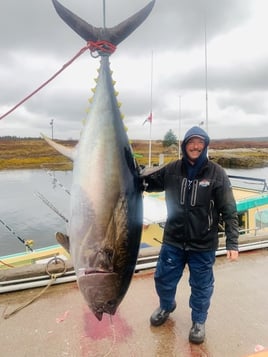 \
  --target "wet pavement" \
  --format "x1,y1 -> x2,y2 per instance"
0,249 -> 268,357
